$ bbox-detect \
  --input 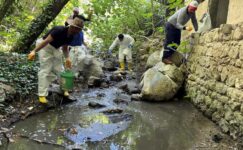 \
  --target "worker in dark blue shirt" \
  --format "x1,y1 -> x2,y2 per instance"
28,18 -> 84,104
